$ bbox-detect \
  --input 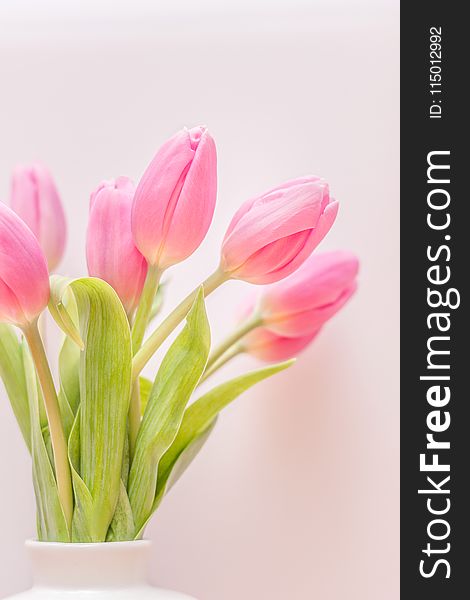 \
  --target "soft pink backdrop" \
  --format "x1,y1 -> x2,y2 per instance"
0,1 -> 399,598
